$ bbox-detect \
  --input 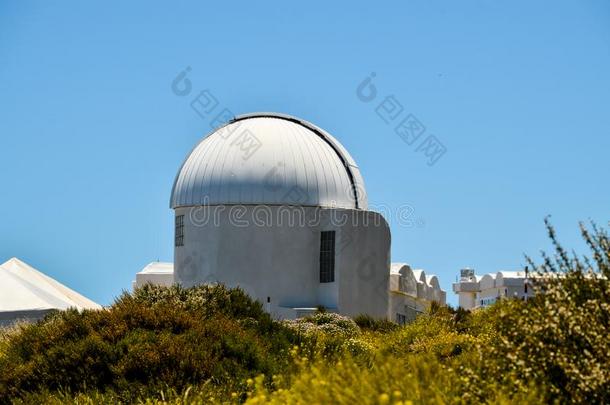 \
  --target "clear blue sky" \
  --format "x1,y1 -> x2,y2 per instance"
1,1 -> 608,307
